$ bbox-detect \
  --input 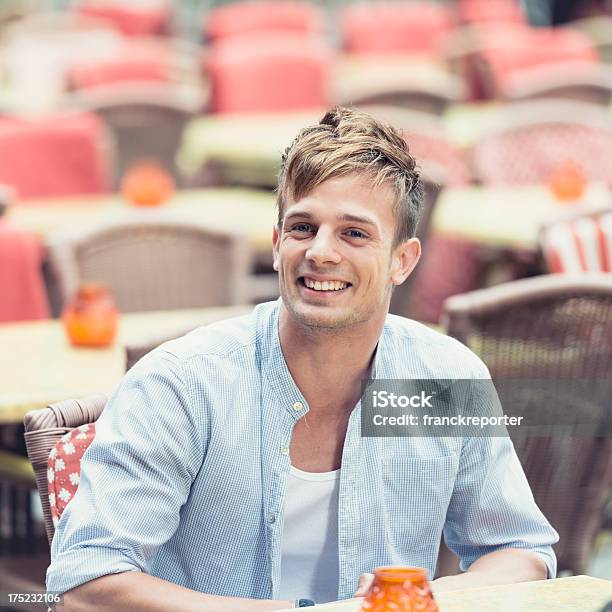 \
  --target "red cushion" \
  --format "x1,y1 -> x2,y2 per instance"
0,113 -> 111,198
206,33 -> 330,113
205,1 -> 323,42
458,0 -> 526,24
341,2 -> 453,54
76,1 -> 171,37
48,423 -> 97,526
0,222 -> 50,322
67,41 -> 172,89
